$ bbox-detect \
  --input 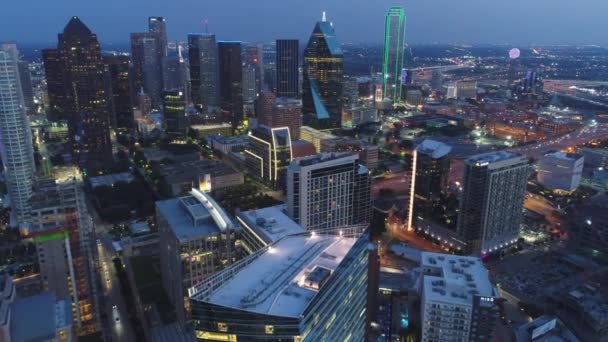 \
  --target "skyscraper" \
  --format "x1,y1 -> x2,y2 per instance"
218,41 -> 243,127
419,252 -> 499,341
0,44 -> 35,226
457,152 -> 530,255
104,55 -> 133,131
382,7 -> 407,103
162,90 -> 187,136
46,17 -> 113,173
148,17 -> 168,59
188,33 -> 219,110
302,13 -> 344,130
163,45 -> 190,100
244,45 -> 262,105
30,168 -> 97,334
42,48 -> 68,122
276,39 -> 299,98
156,189 -> 237,322
287,153 -> 371,231
258,93 -> 302,140
189,228 -> 370,342
130,18 -> 167,108
17,61 -> 35,114
413,139 -> 452,221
